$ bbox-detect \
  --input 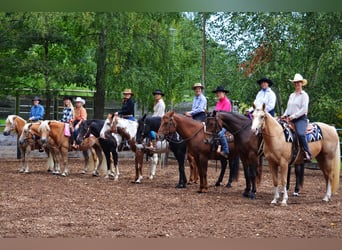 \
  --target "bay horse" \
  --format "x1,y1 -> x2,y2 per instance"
100,114 -> 143,183
3,115 -> 54,172
251,104 -> 340,204
137,114 -> 194,187
157,111 -> 239,193
77,119 -> 119,179
205,111 -> 262,198
39,120 -> 100,177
